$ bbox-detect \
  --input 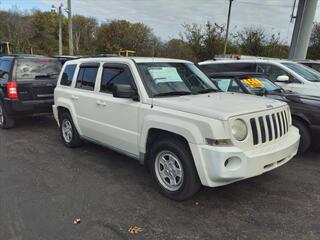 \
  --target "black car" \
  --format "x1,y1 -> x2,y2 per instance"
209,72 -> 320,154
0,55 -> 62,128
